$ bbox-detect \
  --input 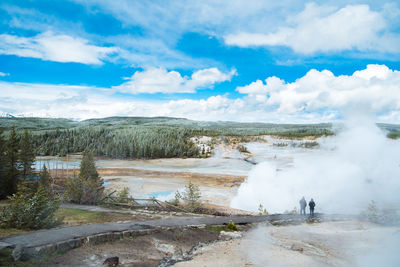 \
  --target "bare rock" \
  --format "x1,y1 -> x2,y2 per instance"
290,243 -> 304,252
103,256 -> 119,266
154,241 -> 175,255
12,245 -> 23,261
219,231 -> 242,240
